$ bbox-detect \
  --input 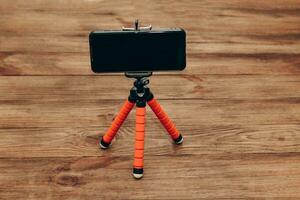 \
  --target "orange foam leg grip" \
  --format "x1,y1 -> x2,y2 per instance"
147,98 -> 180,140
133,107 -> 146,169
102,100 -> 134,143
